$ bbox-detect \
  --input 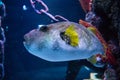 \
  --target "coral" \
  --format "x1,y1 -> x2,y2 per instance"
92,0 -> 120,79
92,0 -> 120,39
